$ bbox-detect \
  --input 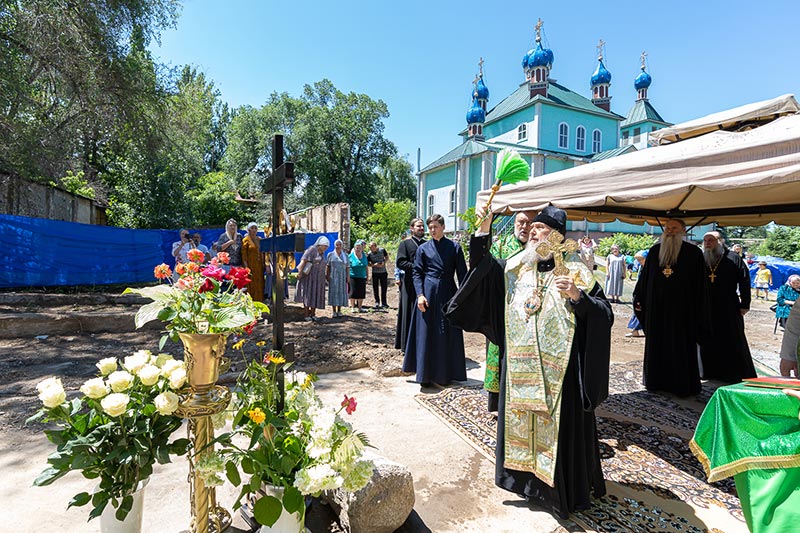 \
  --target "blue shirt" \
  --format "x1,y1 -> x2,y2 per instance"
349,251 -> 368,278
